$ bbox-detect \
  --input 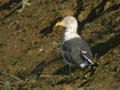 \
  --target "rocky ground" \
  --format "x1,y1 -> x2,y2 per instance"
0,0 -> 120,90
